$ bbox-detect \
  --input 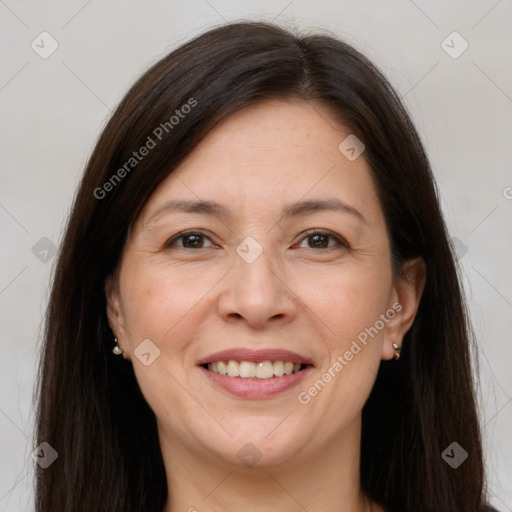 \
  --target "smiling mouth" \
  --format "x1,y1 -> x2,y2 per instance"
201,360 -> 311,379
